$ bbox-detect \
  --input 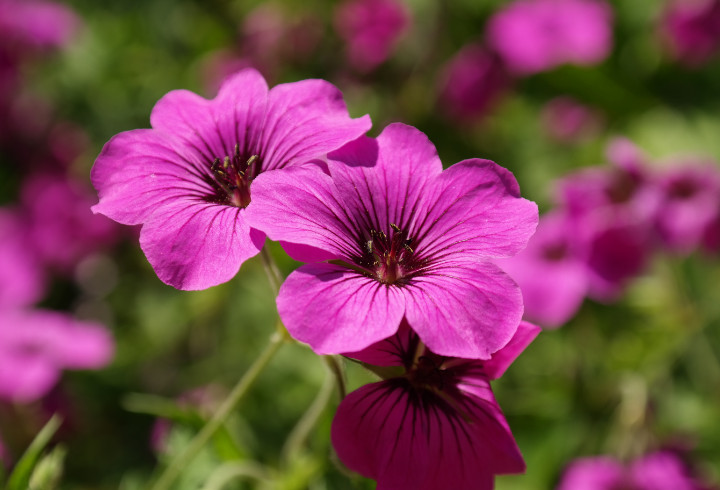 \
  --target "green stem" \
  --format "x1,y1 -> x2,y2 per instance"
323,356 -> 346,400
199,462 -> 271,490
149,333 -> 284,490
260,246 -> 283,296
